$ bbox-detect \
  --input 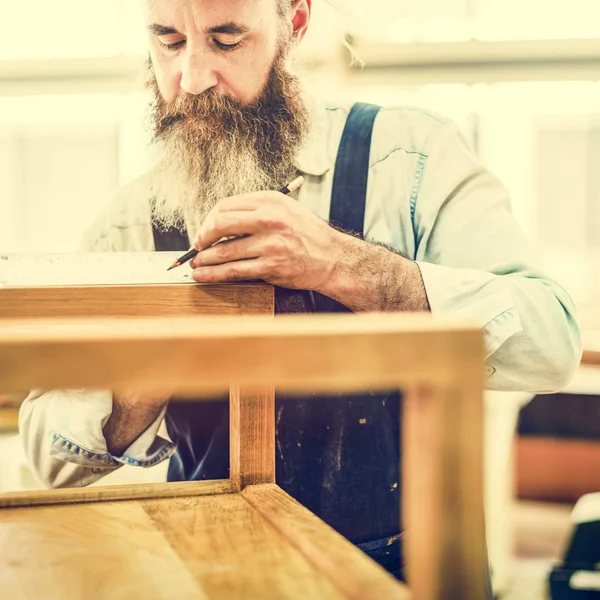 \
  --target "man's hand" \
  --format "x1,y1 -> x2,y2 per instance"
189,189 -> 430,313
189,191 -> 344,291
